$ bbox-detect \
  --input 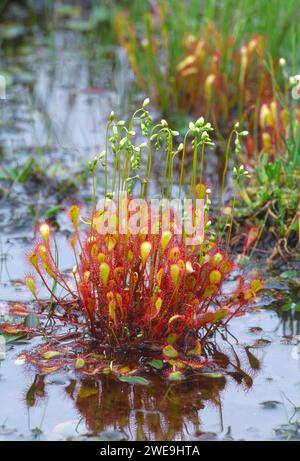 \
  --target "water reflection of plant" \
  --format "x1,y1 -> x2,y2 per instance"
73,375 -> 225,440
268,297 -> 300,338
23,340 -> 260,441
24,374 -> 46,408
